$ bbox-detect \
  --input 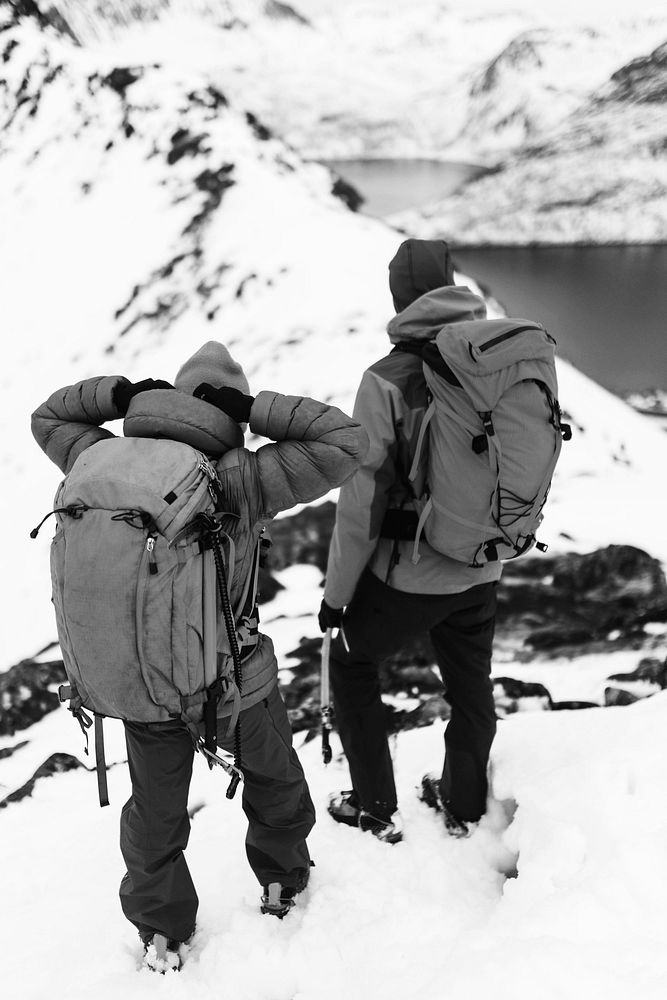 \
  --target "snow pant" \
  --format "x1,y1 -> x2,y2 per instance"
330,569 -> 497,823
119,683 -> 315,943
